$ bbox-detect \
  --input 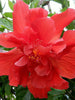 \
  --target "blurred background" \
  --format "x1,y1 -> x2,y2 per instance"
0,0 -> 75,13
